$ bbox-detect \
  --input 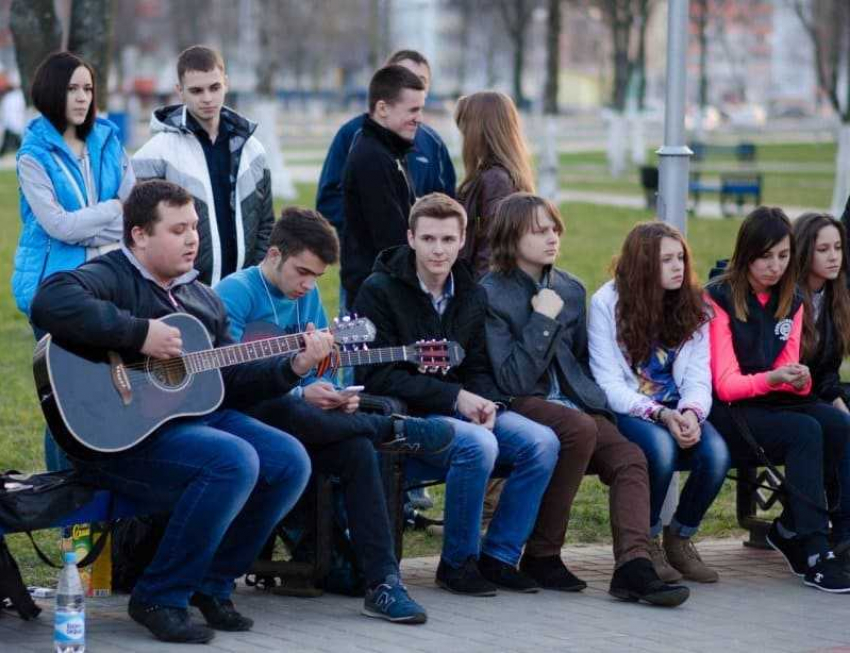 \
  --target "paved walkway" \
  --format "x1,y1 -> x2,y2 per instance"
4,538 -> 850,652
